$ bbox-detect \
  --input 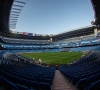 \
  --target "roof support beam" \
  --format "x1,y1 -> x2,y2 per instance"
10,19 -> 18,20
11,11 -> 20,13
10,17 -> 18,18
12,8 -> 22,11
10,21 -> 17,22
13,4 -> 23,8
15,0 -> 26,4
10,14 -> 19,16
